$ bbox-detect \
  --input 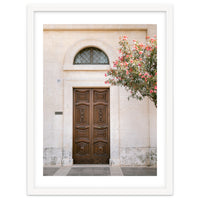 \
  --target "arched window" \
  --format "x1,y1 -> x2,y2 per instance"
73,47 -> 109,65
